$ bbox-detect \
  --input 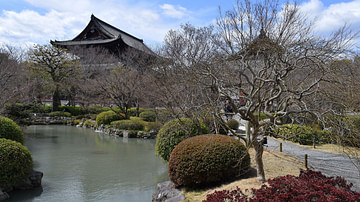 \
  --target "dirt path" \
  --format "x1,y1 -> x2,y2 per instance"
266,137 -> 360,191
